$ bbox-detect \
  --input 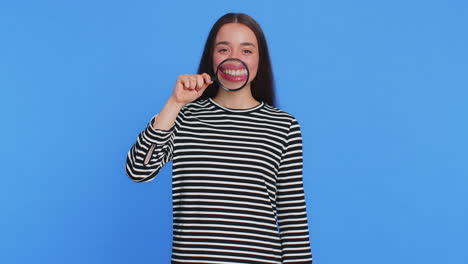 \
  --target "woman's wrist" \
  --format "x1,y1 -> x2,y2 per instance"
167,95 -> 186,110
